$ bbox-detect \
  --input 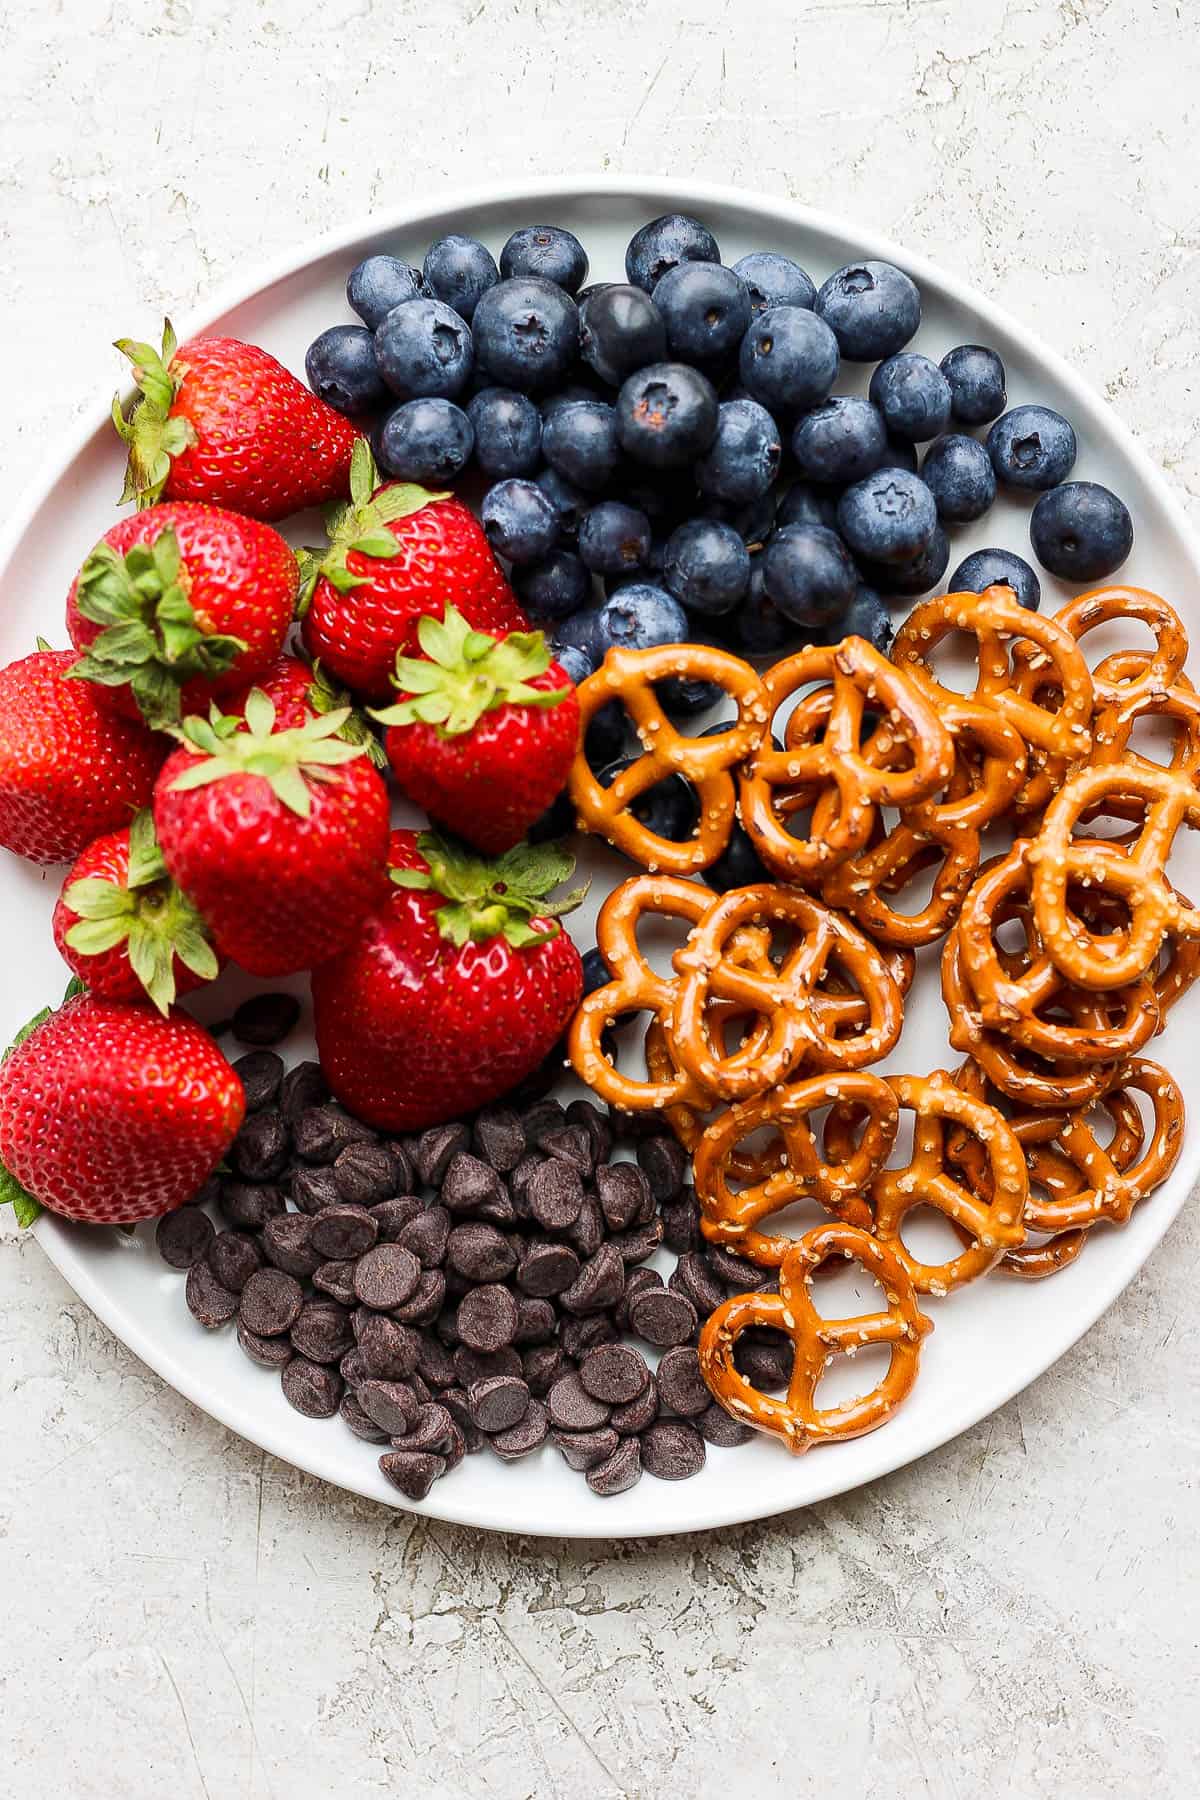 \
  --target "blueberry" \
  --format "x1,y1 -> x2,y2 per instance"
548,641 -> 594,686
305,325 -> 388,416
790,396 -> 888,485
579,283 -> 668,388
694,399 -> 782,504
599,757 -> 699,843
374,298 -> 473,400
575,282 -> 611,308
466,387 -> 542,477
1030,481 -> 1133,582
702,820 -> 772,891
615,362 -> 719,469
949,546 -> 1041,611
578,502 -> 652,575
727,561 -> 806,655
513,549 -> 592,620
347,255 -> 429,330
540,382 -> 606,420
587,702 -> 630,766
732,252 -> 816,317
987,406 -> 1077,491
738,306 -> 840,413
472,277 -> 580,393
593,583 -> 689,654
376,398 -> 474,483
552,606 -> 608,672
534,467 -> 588,536
860,525 -> 950,598
528,789 -> 577,843
761,524 -> 858,626
613,473 -> 696,527
481,478 -> 561,564
625,213 -> 721,294
500,225 -> 589,295
815,261 -> 921,361
836,469 -> 938,566
940,344 -> 1007,425
920,433 -> 997,523
422,234 -> 500,323
542,400 -> 621,492
662,519 -> 750,616
582,946 -> 613,998
651,262 -> 751,367
815,585 -> 893,653
776,483 -> 839,532
705,488 -> 778,547
868,353 -> 952,443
